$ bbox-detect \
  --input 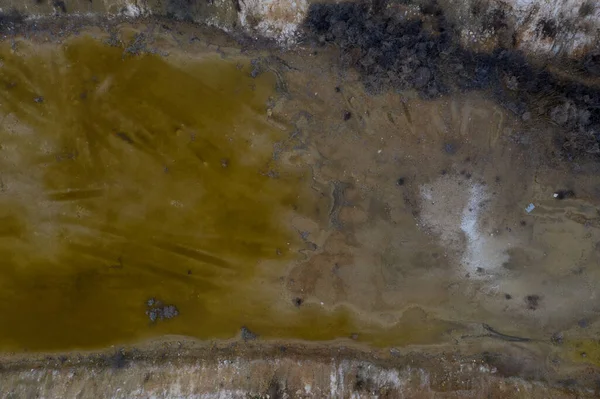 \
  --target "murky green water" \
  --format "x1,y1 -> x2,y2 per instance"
0,38 -> 303,349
